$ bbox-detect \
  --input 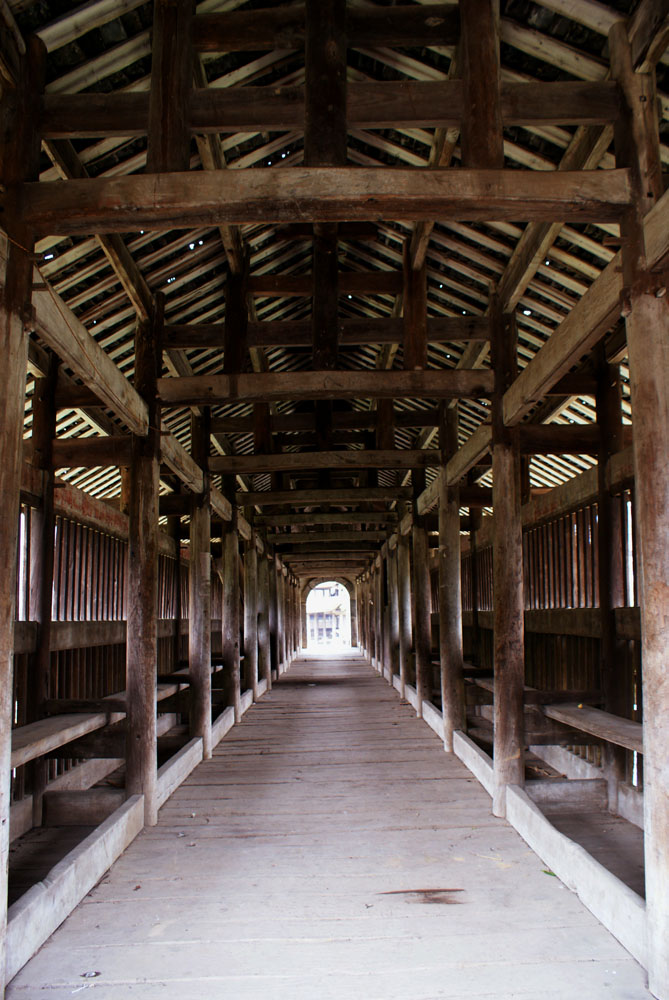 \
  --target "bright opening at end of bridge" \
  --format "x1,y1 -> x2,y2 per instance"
305,580 -> 353,652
